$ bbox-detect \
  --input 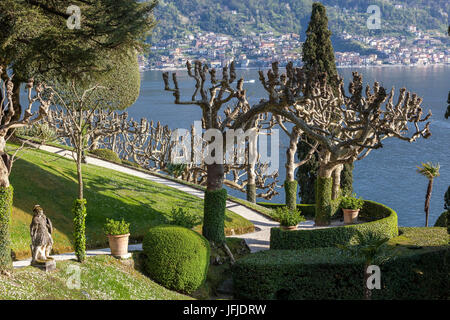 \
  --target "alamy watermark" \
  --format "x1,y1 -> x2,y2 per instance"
171,121 -> 279,174
366,265 -> 381,290
66,264 -> 81,289
66,5 -> 81,30
367,5 -> 381,30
